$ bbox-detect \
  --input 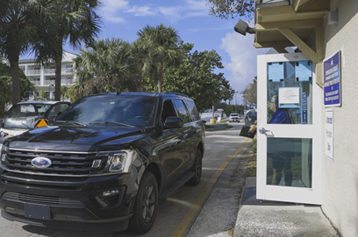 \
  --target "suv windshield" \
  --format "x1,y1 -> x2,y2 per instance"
57,95 -> 158,127
4,104 -> 52,129
230,113 -> 239,116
